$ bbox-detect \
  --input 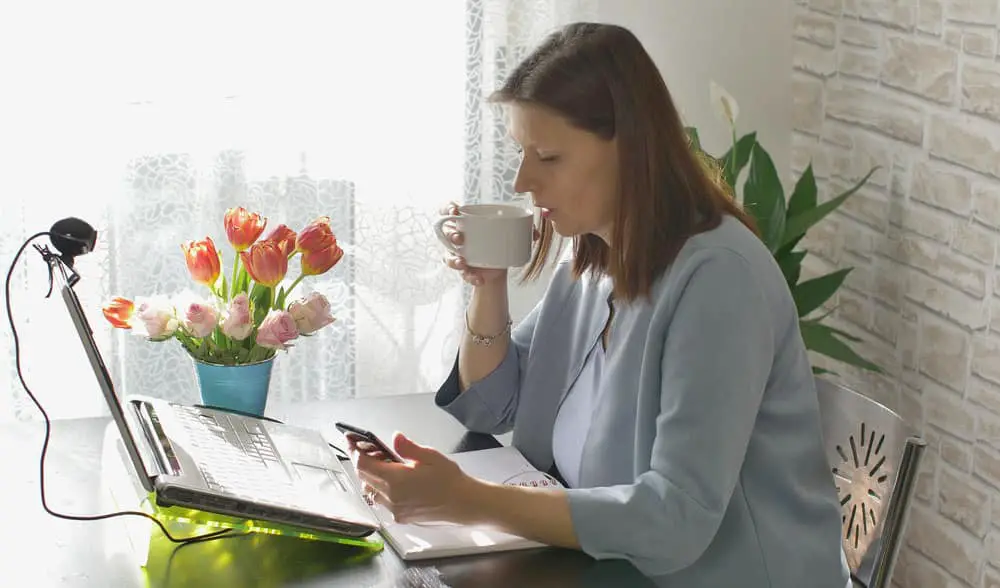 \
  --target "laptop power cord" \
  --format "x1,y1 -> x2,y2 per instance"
4,233 -> 234,545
